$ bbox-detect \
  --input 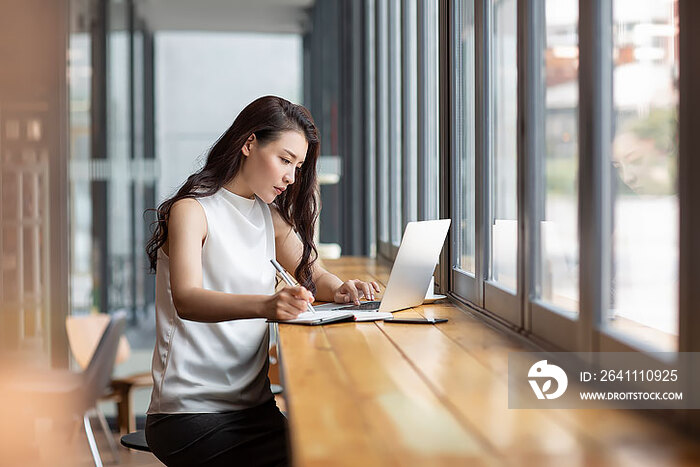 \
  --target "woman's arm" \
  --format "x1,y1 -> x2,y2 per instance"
271,206 -> 380,304
167,199 -> 312,322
